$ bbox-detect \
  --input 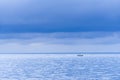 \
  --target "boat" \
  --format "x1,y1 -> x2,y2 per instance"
77,54 -> 84,57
